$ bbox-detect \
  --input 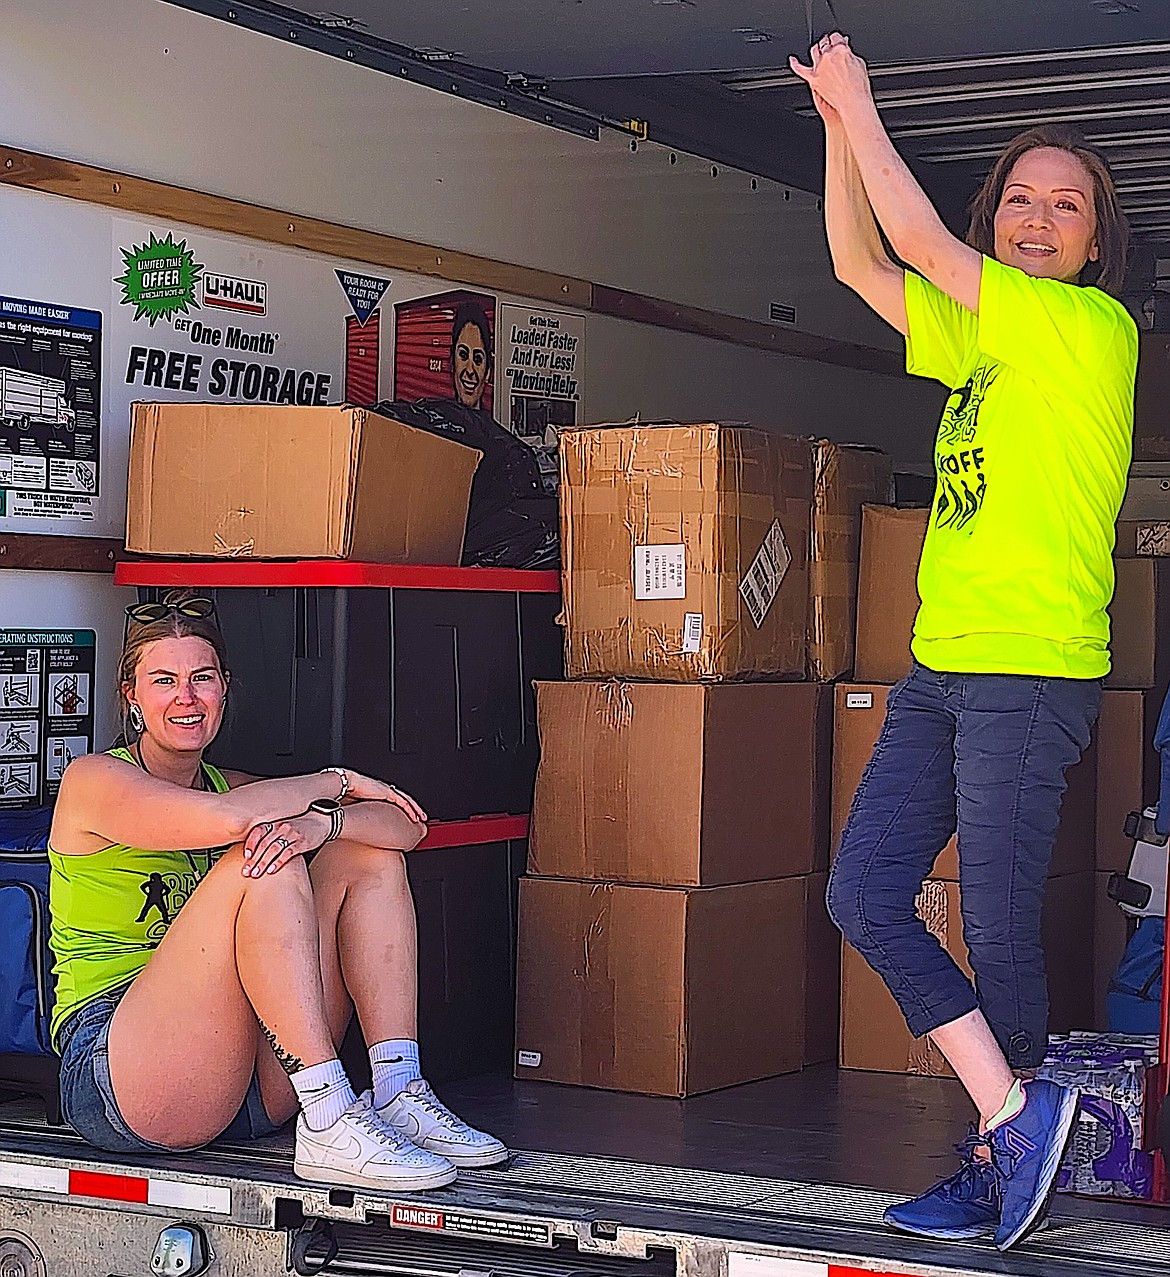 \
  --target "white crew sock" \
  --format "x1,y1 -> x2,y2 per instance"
370,1038 -> 422,1107
289,1058 -> 356,1131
